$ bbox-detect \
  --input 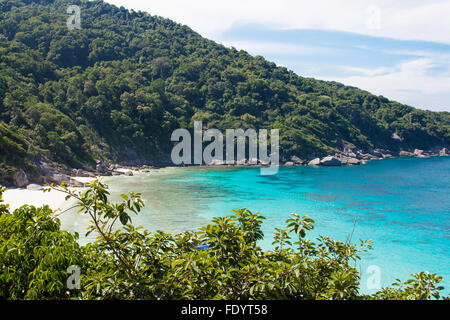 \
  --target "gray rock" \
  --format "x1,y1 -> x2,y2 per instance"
417,153 -> 429,158
26,184 -> 43,191
414,149 -> 424,156
361,153 -> 378,160
341,157 -> 361,165
123,171 -> 134,176
440,148 -> 449,156
320,156 -> 342,166
308,158 -> 321,166
343,150 -> 357,158
49,173 -> 71,185
399,151 -> 413,157
370,150 -> 383,157
290,156 -> 304,164
96,163 -> 107,173
13,169 -> 29,188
